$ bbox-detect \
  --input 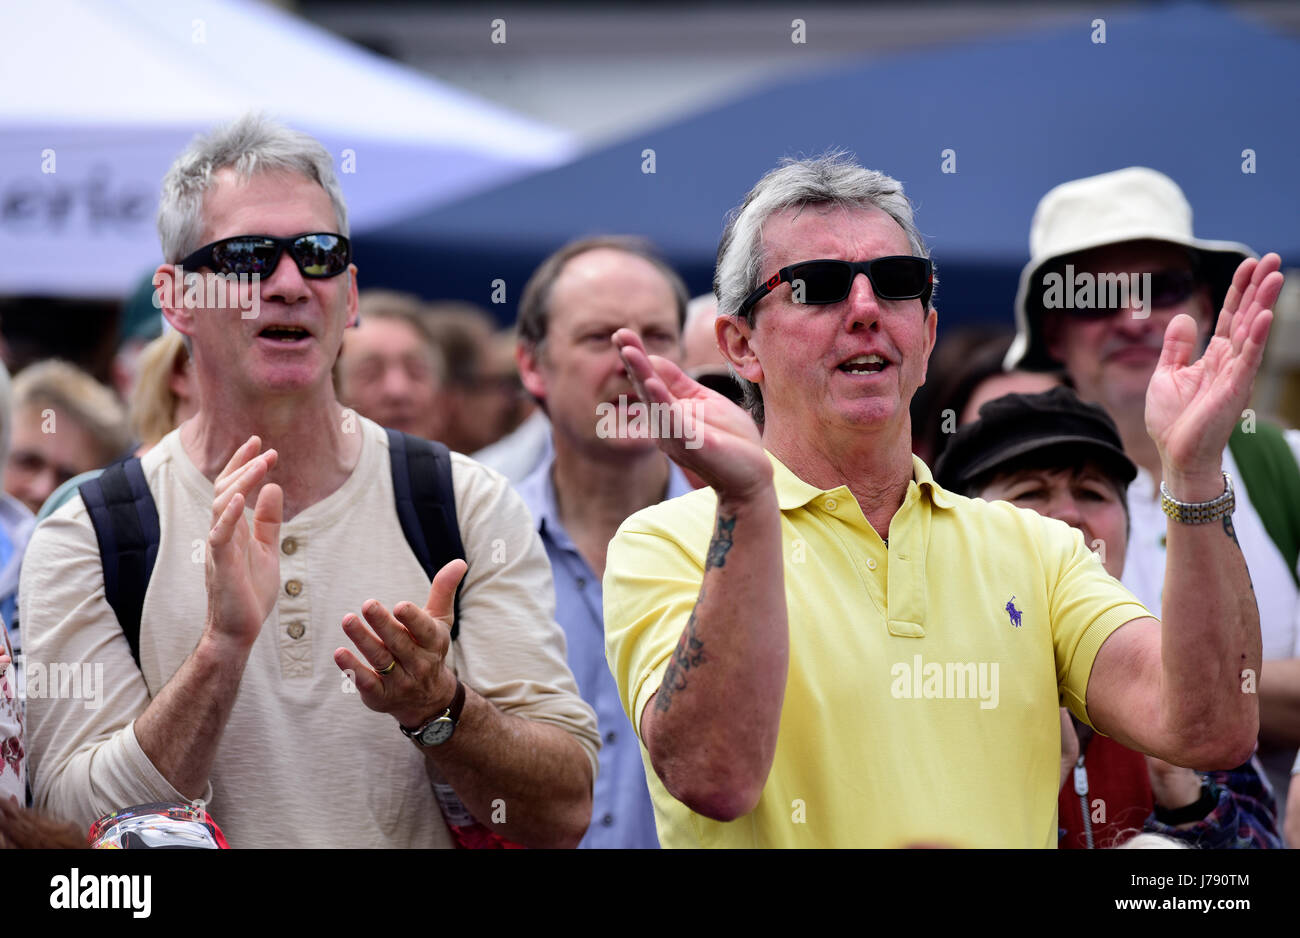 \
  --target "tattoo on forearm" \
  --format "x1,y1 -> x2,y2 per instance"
706,514 -> 737,570
656,597 -> 707,714
1223,515 -> 1254,591
656,513 -> 734,714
